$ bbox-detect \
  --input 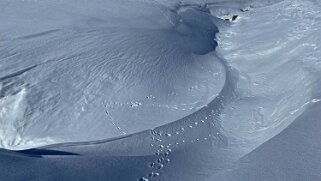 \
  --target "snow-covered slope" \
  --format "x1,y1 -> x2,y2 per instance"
0,0 -> 227,149
0,0 -> 320,180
